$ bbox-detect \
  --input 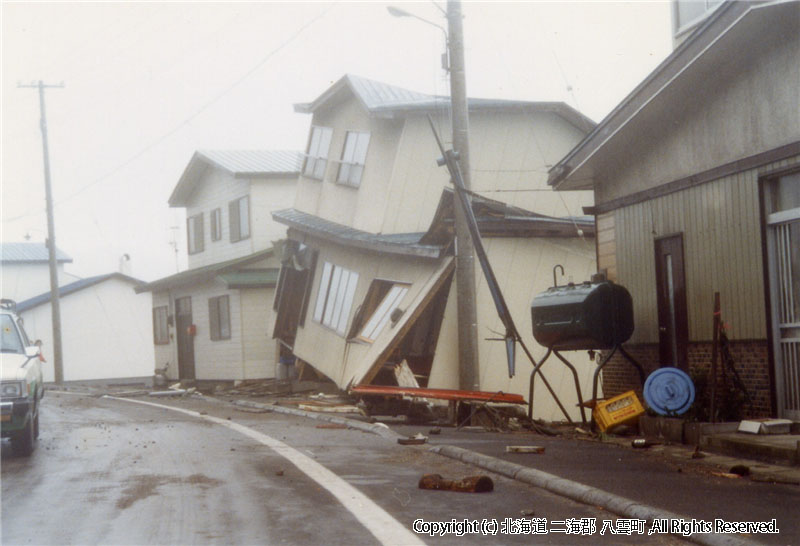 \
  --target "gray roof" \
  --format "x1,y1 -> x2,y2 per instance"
16,273 -> 144,313
295,74 -> 595,132
272,209 -> 445,259
196,150 -> 303,176
170,150 -> 302,207
135,248 -> 275,293
0,242 -> 72,264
